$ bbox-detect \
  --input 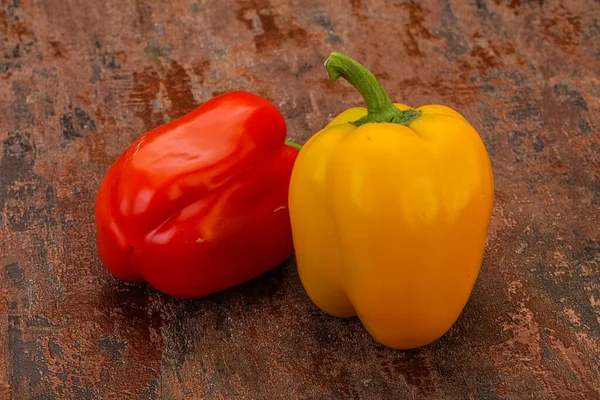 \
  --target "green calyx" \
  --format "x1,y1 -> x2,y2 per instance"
285,140 -> 302,150
324,51 -> 421,127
